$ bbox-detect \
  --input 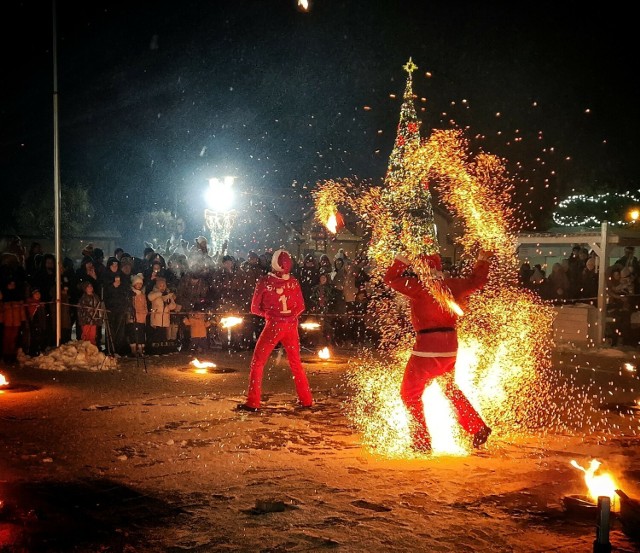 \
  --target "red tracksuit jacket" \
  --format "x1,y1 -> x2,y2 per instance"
251,273 -> 305,321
